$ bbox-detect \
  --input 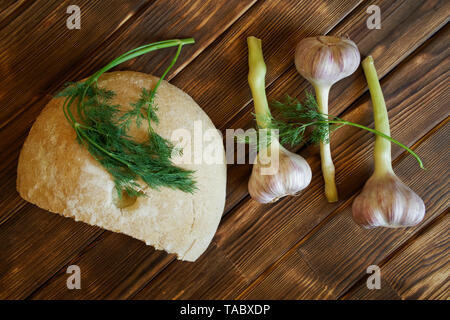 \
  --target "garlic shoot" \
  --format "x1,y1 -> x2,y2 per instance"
295,36 -> 360,202
352,56 -> 425,228
247,36 -> 311,203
